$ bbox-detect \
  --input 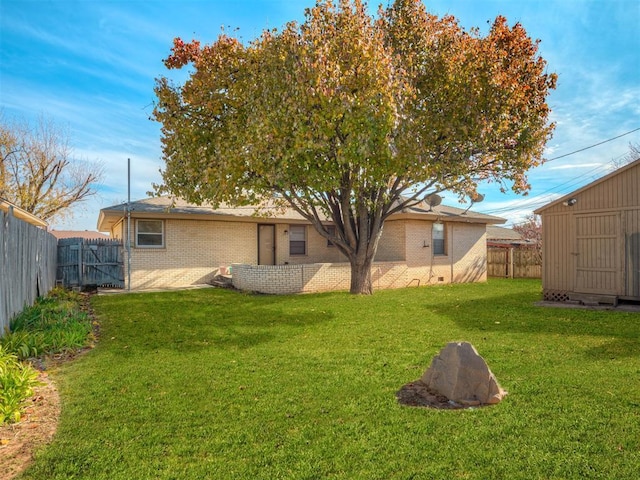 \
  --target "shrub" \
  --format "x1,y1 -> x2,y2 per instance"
0,345 -> 40,424
1,288 -> 94,360
0,330 -> 43,359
